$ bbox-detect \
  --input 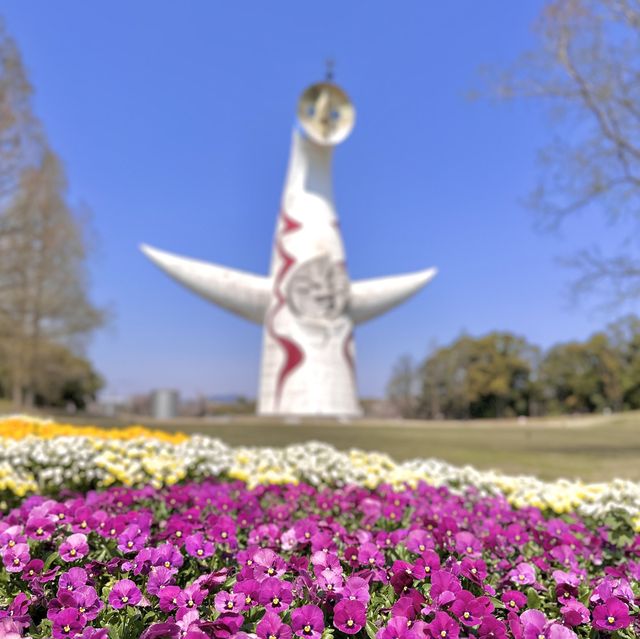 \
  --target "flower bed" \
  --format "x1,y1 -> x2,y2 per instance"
1,477 -> 639,638
0,417 -> 639,529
